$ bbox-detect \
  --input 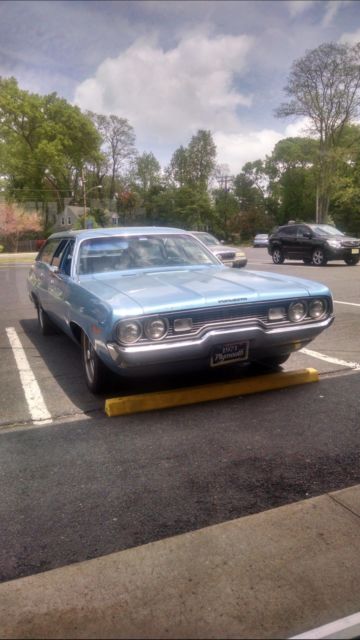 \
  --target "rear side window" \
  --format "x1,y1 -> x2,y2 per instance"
37,238 -> 65,264
282,226 -> 298,236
